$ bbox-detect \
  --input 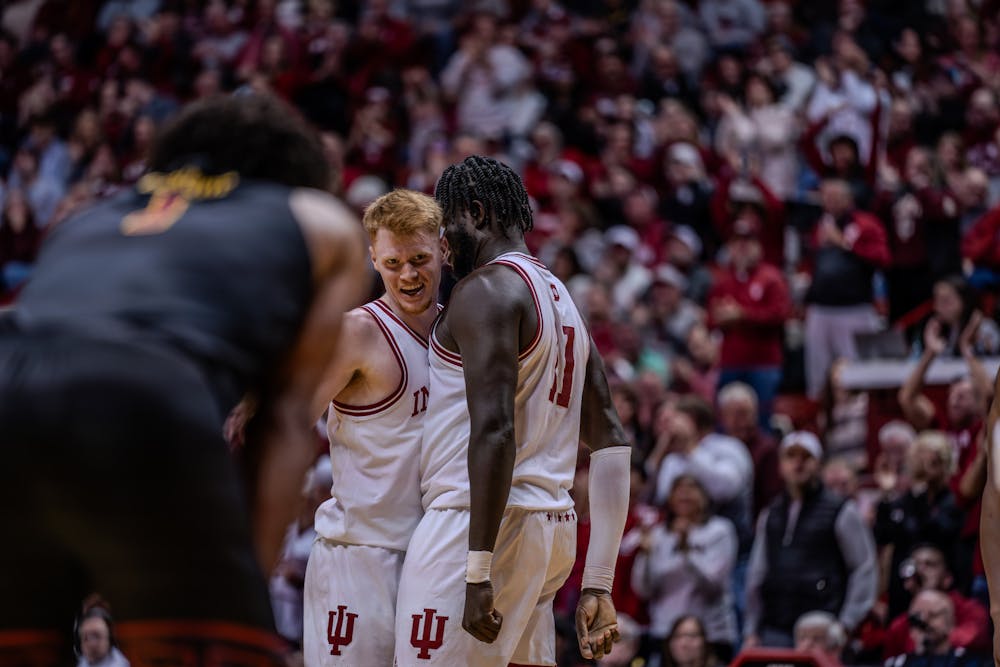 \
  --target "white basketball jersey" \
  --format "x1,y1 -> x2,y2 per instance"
422,252 -> 589,512
314,299 -> 432,551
